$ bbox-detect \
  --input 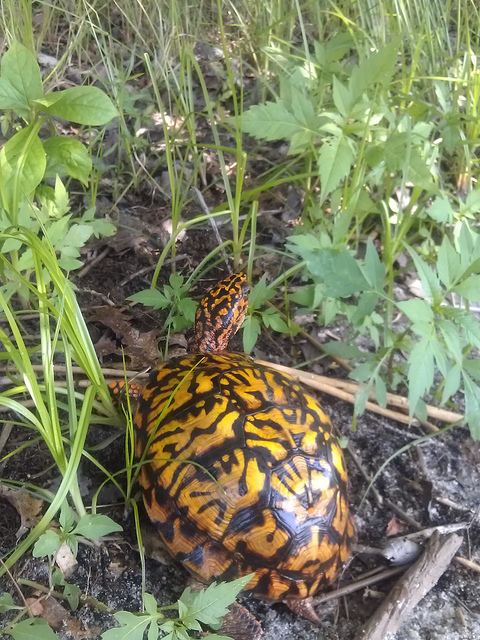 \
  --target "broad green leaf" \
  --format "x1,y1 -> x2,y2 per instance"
72,514 -> 122,540
178,574 -> 253,629
363,239 -> 385,291
462,373 -> 480,440
6,618 -> 58,640
33,86 -> 117,125
290,91 -> 323,153
242,315 -> 261,354
0,125 -> 46,212
436,319 -> 463,362
248,275 -> 275,310
147,620 -> 159,640
332,76 -> 352,118
437,237 -> 460,288
318,135 -> 355,202
405,245 -> 442,305
1,43 -> 43,103
354,383 -> 371,417
451,274 -> 480,302
407,335 -> 435,418
63,582 -> 81,611
0,593 -> 15,613
465,188 -> 480,214
0,77 -> 29,109
32,530 -> 61,557
375,375 -> 387,408
397,299 -> 433,323
101,612 -> 150,640
262,310 -> 291,334
43,137 -> 92,184
441,364 -> 461,405
62,224 -> 93,248
128,288 -> 169,309
144,593 -> 158,616
321,341 -> 363,359
348,39 -> 399,101
427,194 -> 454,223
349,362 -> 376,382
59,501 -> 75,532
178,297 -> 198,323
